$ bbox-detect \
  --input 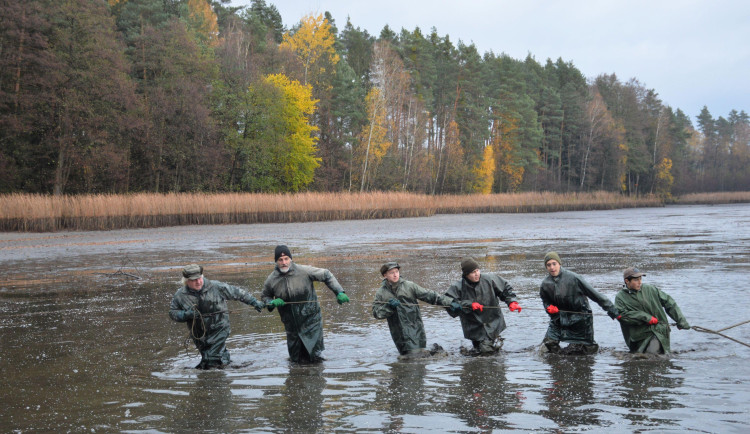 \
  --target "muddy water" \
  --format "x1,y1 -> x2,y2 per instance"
1,204 -> 749,432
